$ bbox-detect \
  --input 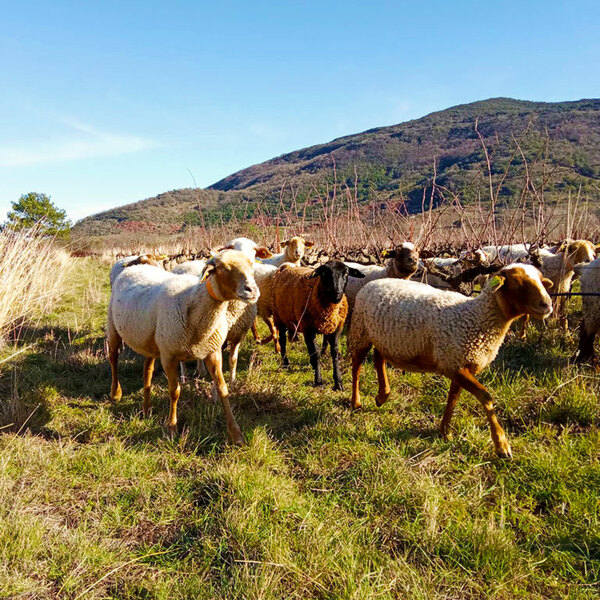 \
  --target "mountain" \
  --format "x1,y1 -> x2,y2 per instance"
74,97 -> 600,238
